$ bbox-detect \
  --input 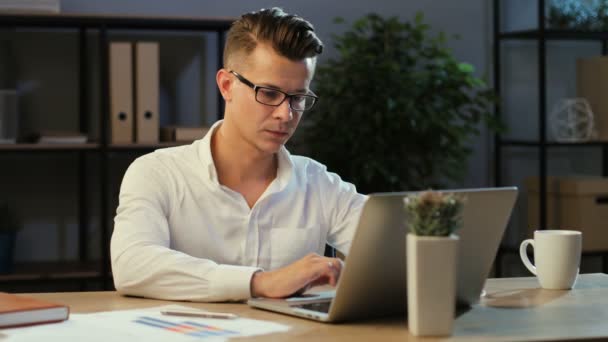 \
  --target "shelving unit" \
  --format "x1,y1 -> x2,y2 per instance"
493,0 -> 608,276
0,12 -> 233,291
